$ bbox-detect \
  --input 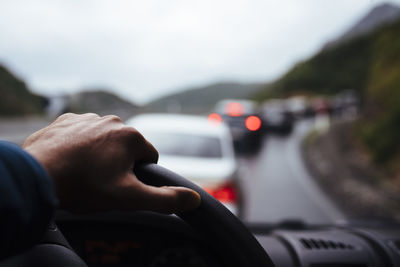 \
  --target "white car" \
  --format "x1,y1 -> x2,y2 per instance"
126,113 -> 241,216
